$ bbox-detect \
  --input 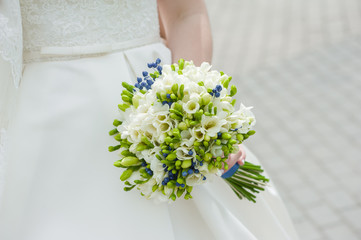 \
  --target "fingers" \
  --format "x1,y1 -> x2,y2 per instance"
237,145 -> 246,165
